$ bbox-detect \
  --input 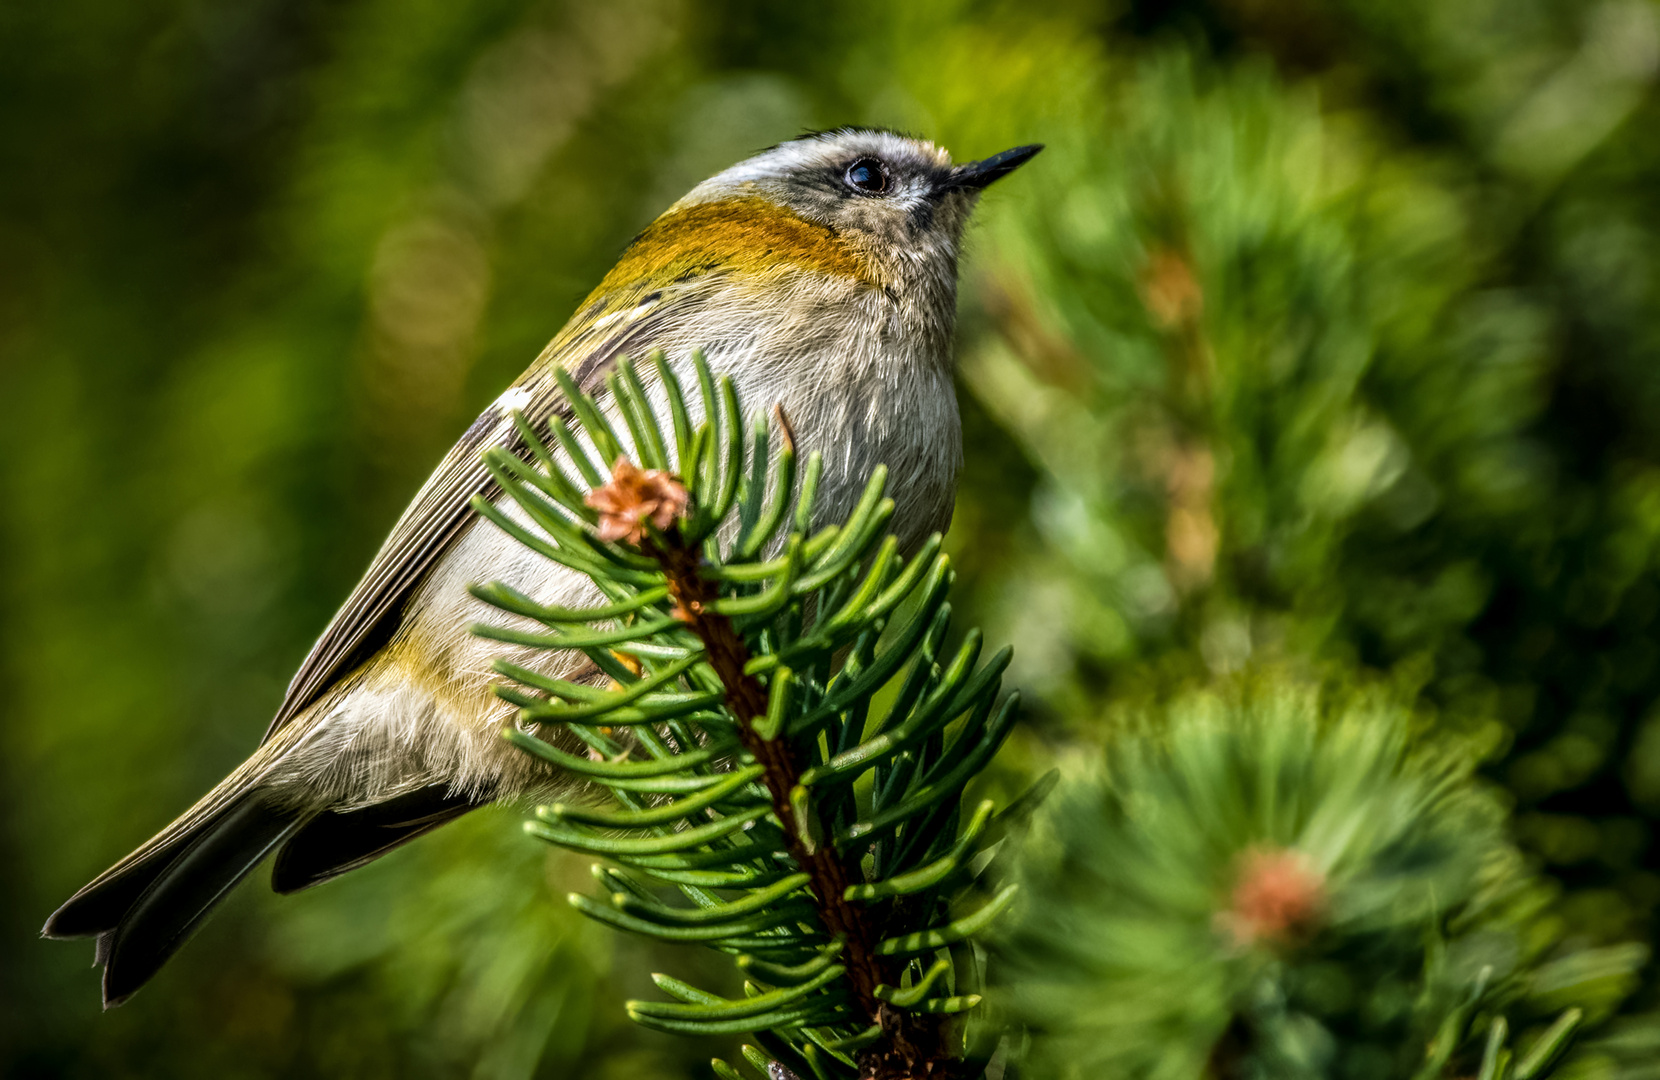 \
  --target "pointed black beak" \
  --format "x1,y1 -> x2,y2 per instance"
948,144 -> 1044,190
